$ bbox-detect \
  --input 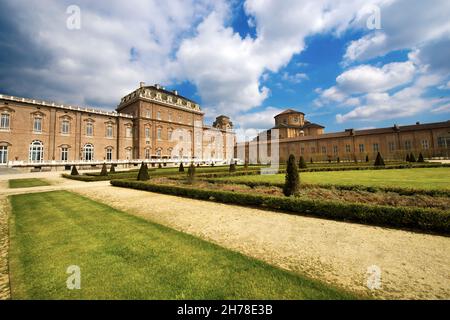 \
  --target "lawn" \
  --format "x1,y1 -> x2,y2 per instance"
216,167 -> 450,190
9,191 -> 355,300
8,178 -> 51,189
